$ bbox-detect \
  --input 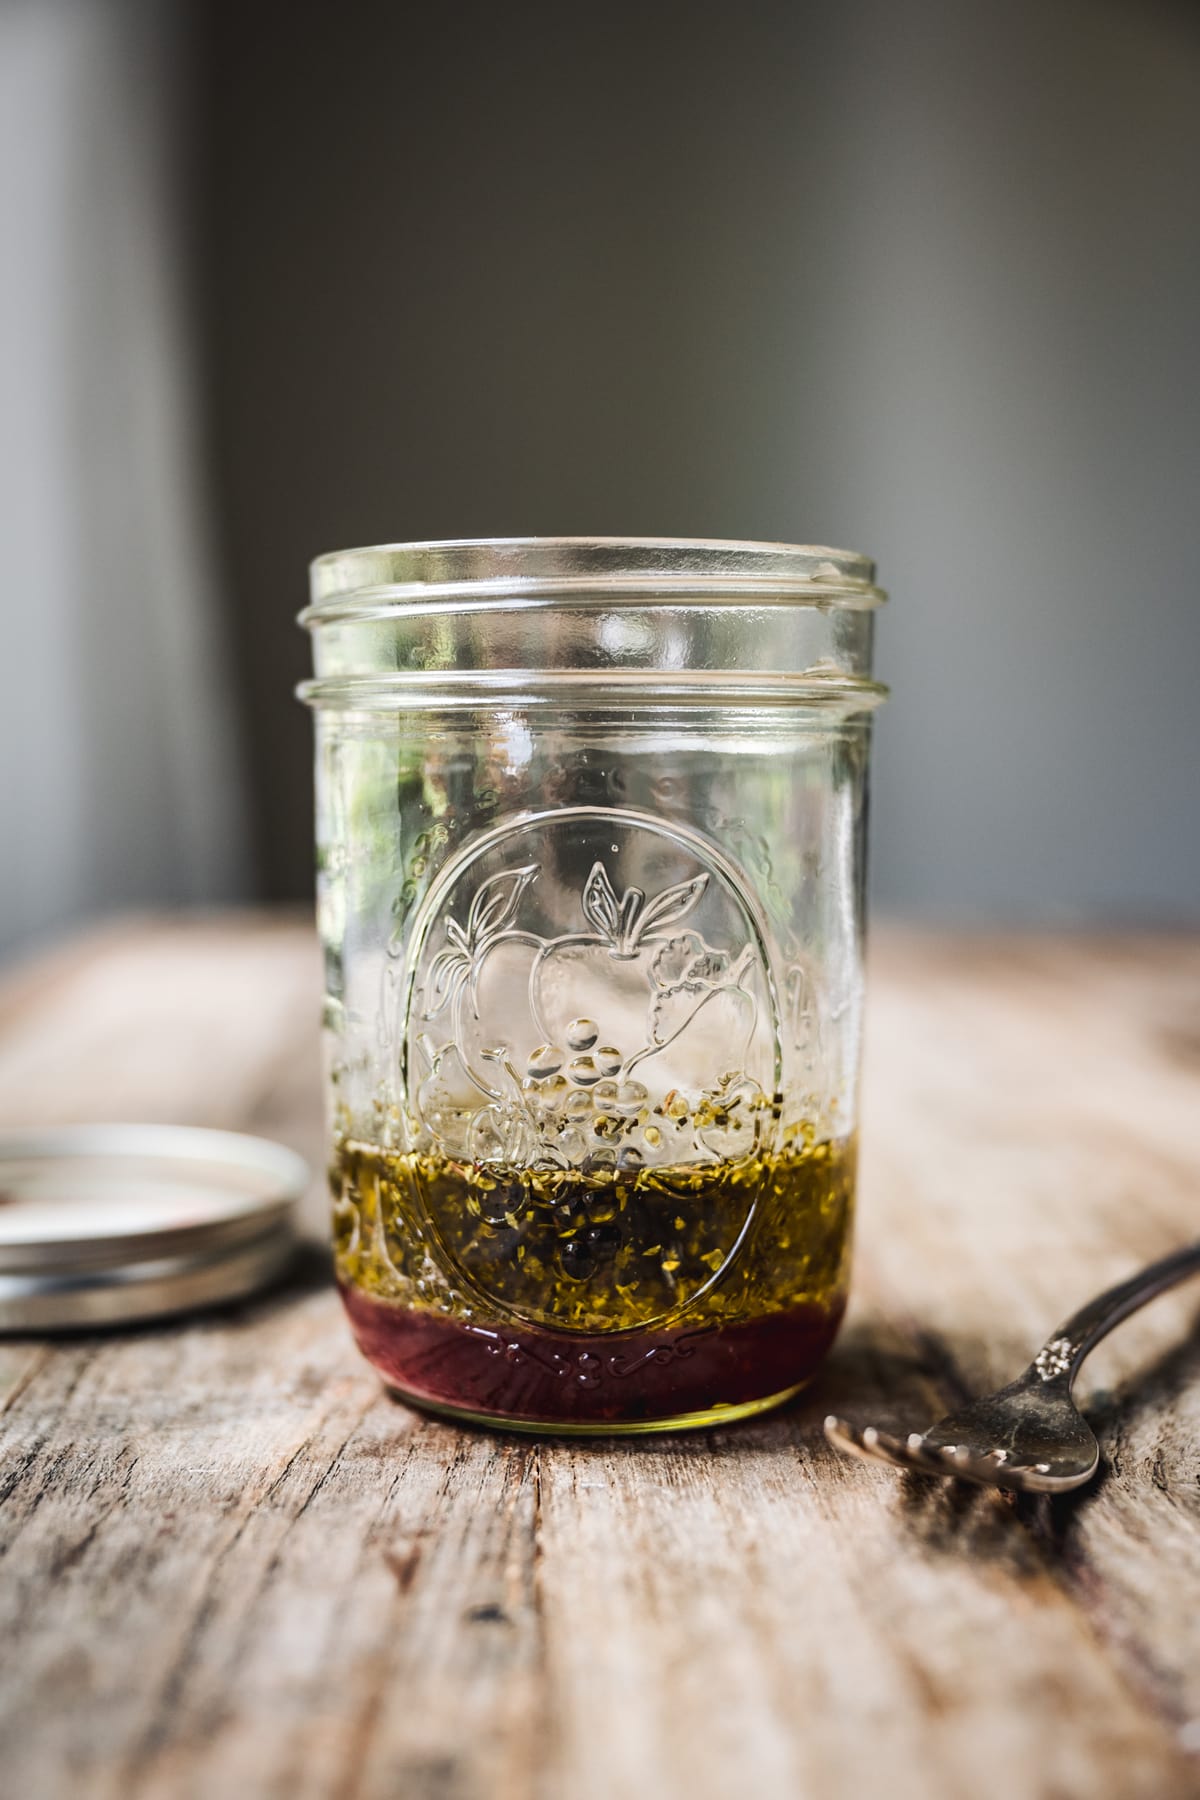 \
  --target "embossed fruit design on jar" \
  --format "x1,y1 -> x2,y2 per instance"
303,538 -> 887,1432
